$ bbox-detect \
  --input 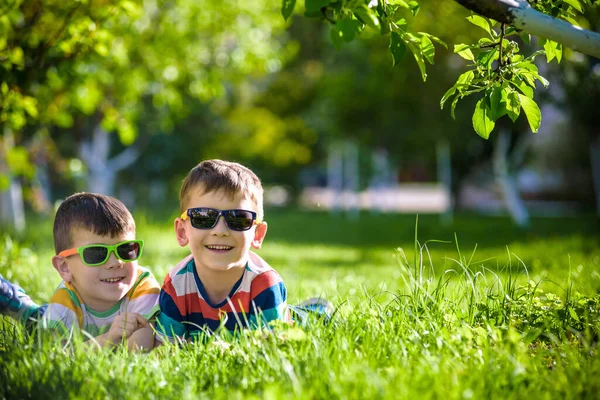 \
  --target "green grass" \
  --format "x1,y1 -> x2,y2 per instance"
1,210 -> 599,399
